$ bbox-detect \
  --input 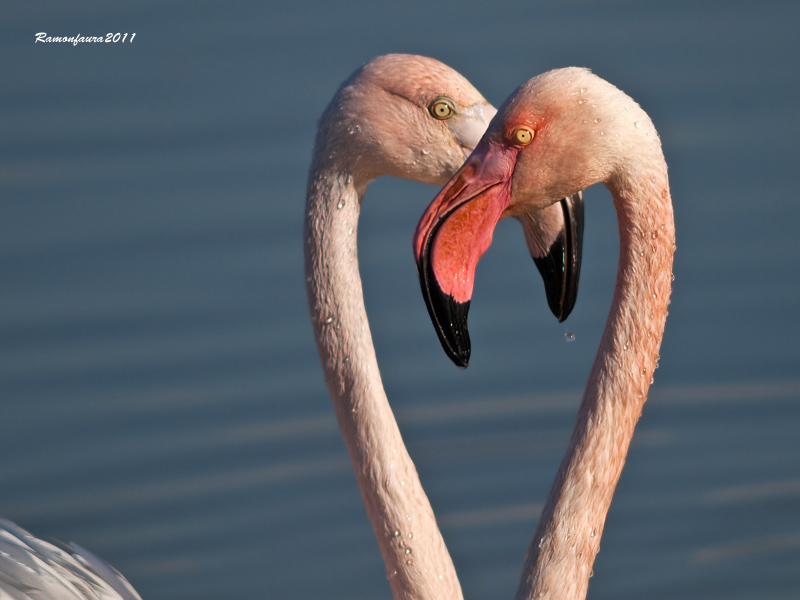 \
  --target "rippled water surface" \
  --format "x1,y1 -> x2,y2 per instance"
2,1 -> 799,599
